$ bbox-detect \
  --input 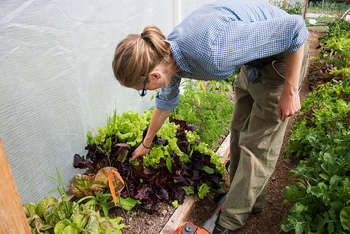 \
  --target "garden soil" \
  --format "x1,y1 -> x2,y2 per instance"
115,29 -> 326,234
